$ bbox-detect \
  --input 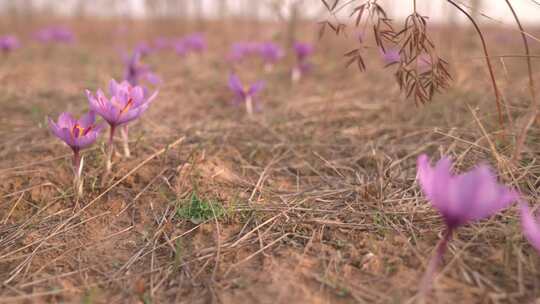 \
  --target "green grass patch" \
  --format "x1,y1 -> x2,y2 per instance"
176,192 -> 225,224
